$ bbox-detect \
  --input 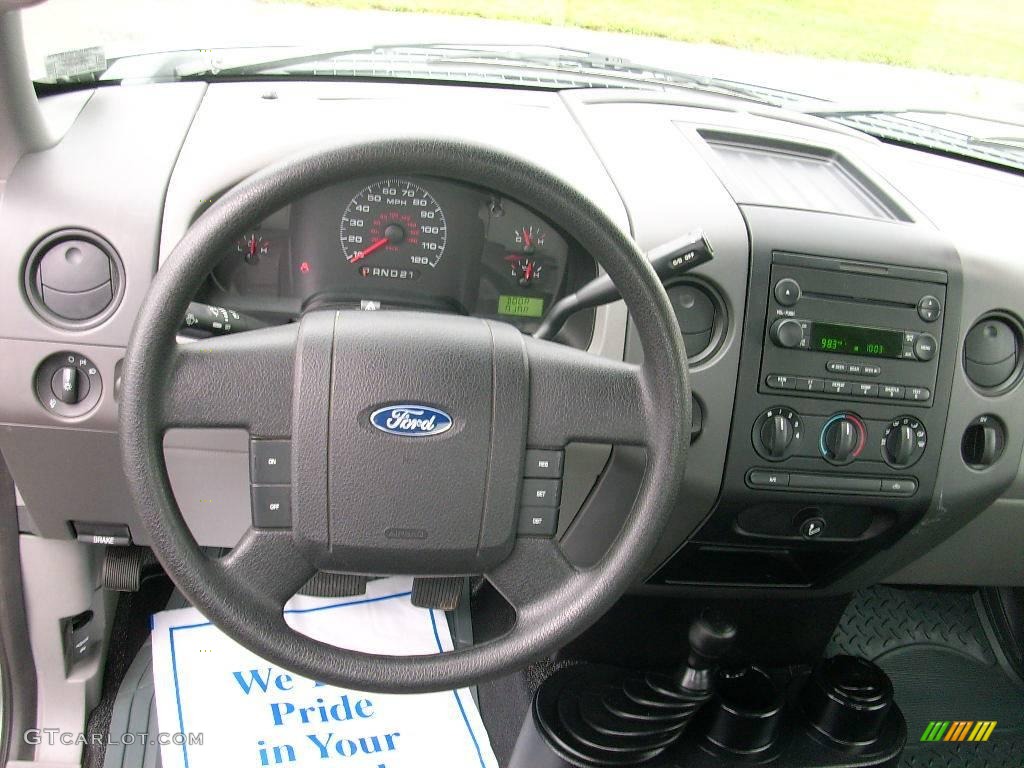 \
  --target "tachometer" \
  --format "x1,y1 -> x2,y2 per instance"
339,179 -> 447,271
